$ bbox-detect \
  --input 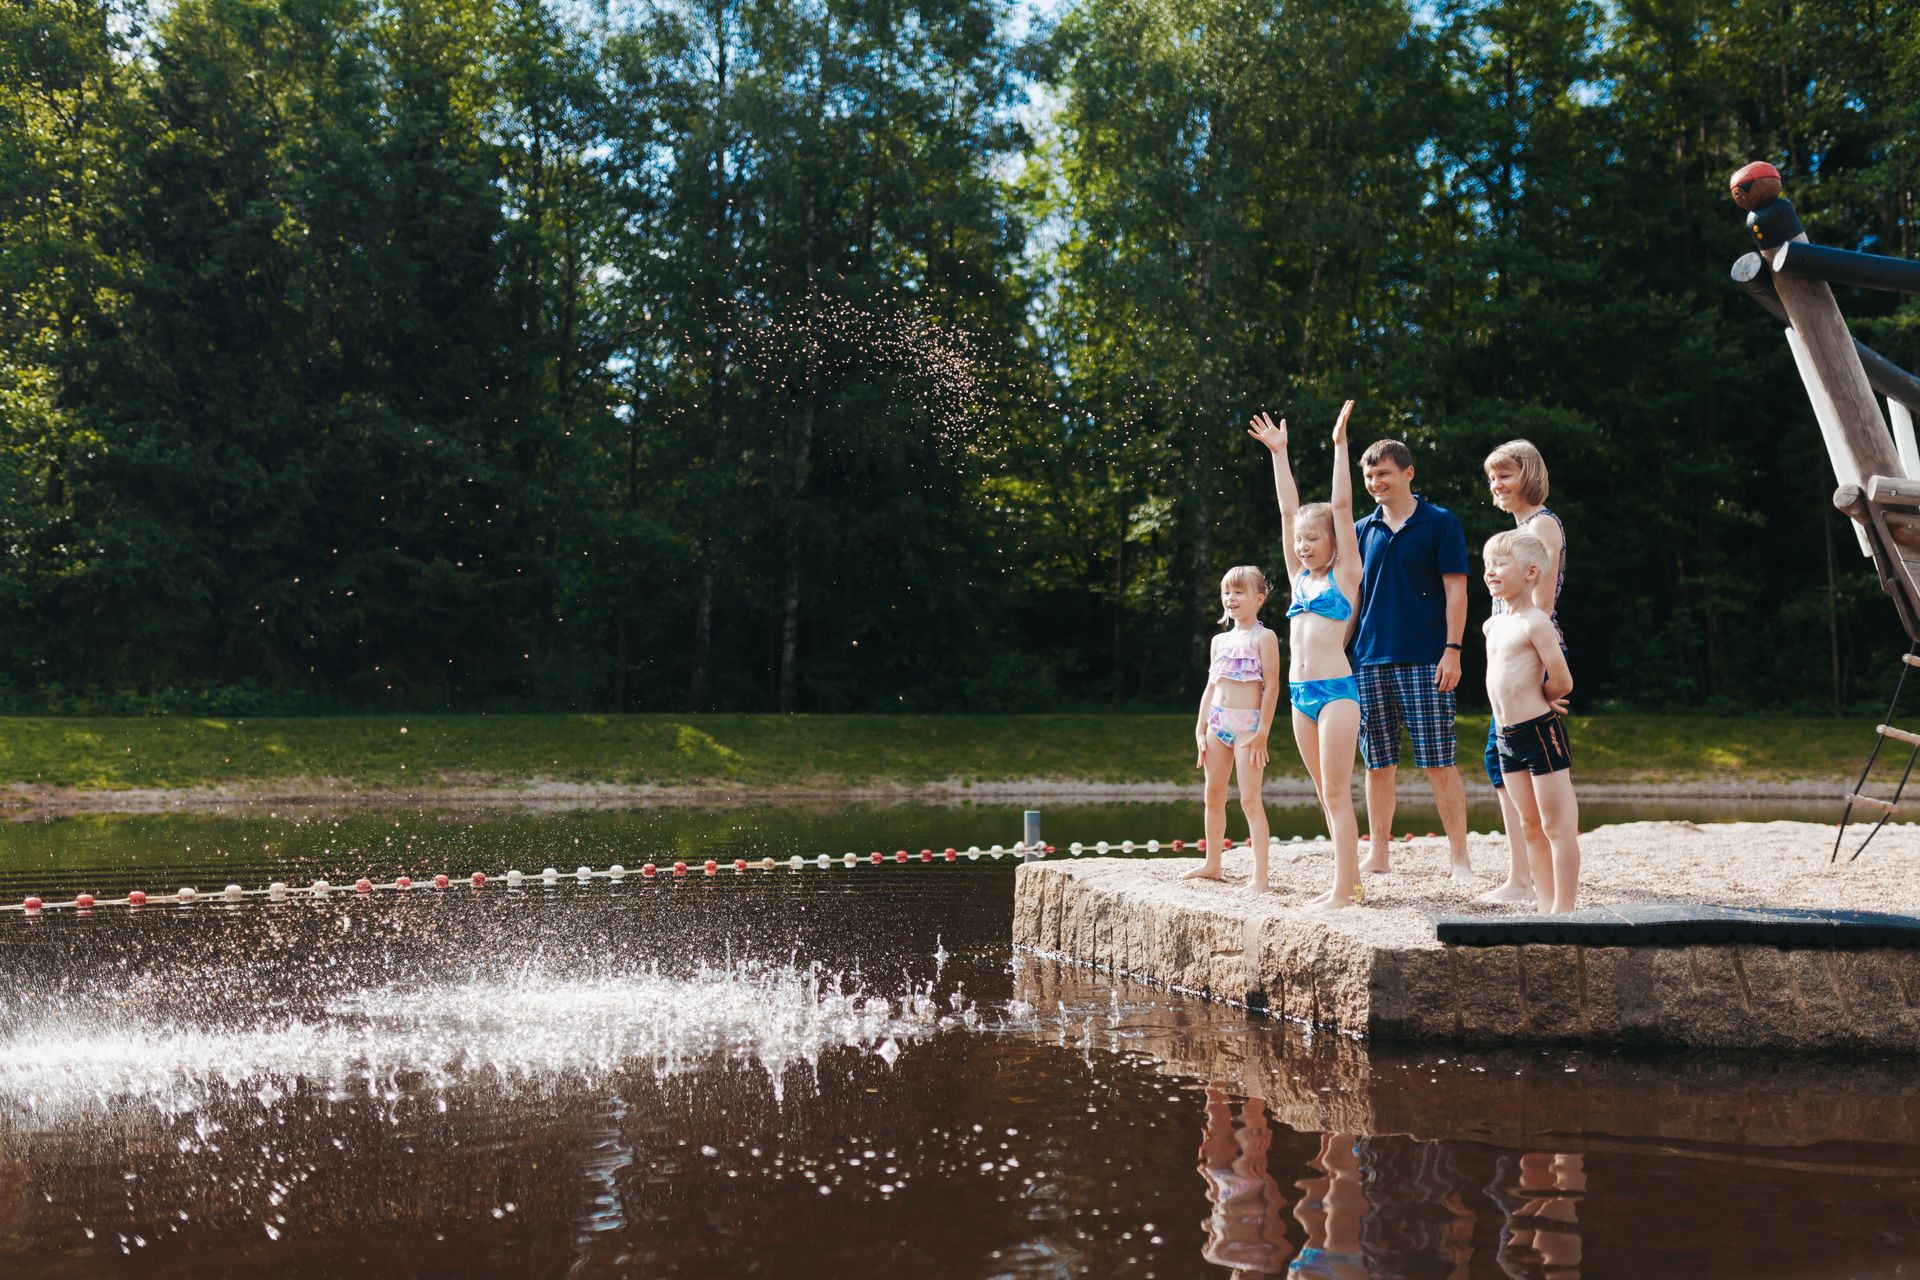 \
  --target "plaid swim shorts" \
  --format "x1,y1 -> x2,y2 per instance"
1356,662 -> 1458,769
